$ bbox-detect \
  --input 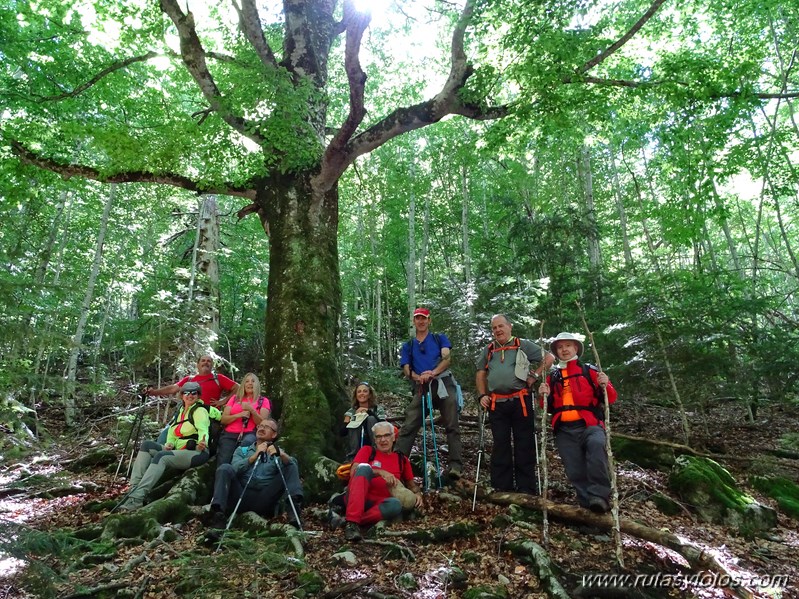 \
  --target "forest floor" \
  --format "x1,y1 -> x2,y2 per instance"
1,393 -> 797,599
